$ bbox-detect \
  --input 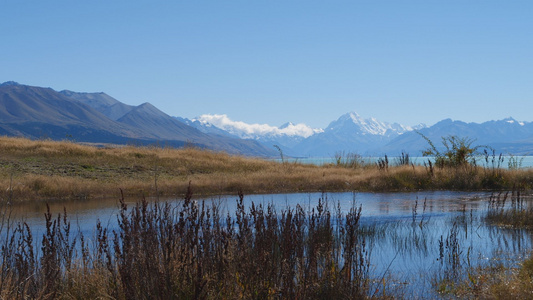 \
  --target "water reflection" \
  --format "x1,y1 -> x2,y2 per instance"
4,190 -> 533,297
